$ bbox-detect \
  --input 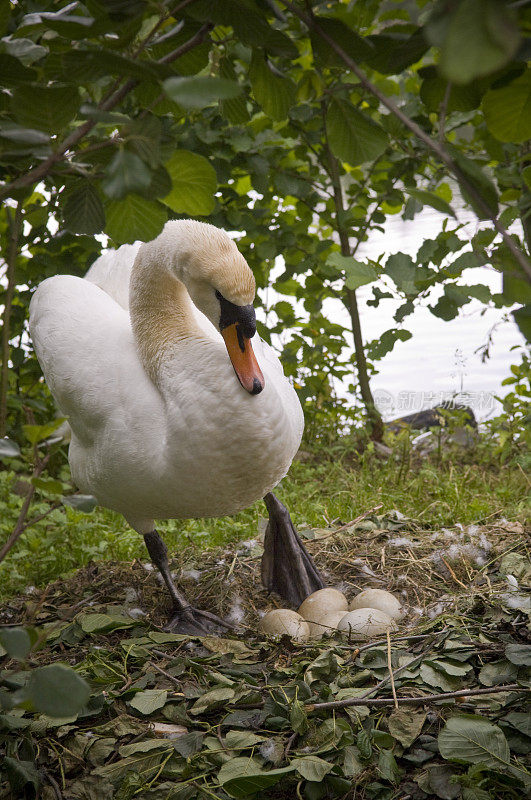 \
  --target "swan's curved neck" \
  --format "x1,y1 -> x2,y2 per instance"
129,243 -> 203,384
